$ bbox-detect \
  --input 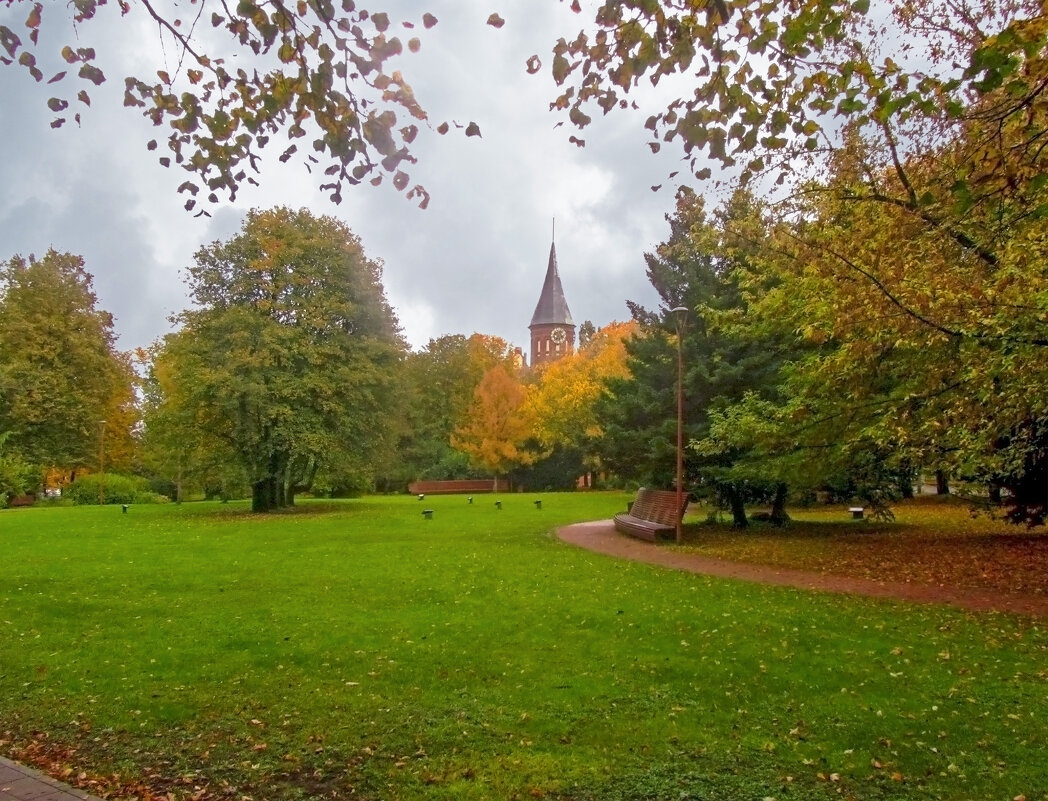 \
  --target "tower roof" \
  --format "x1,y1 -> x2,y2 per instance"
529,241 -> 574,327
